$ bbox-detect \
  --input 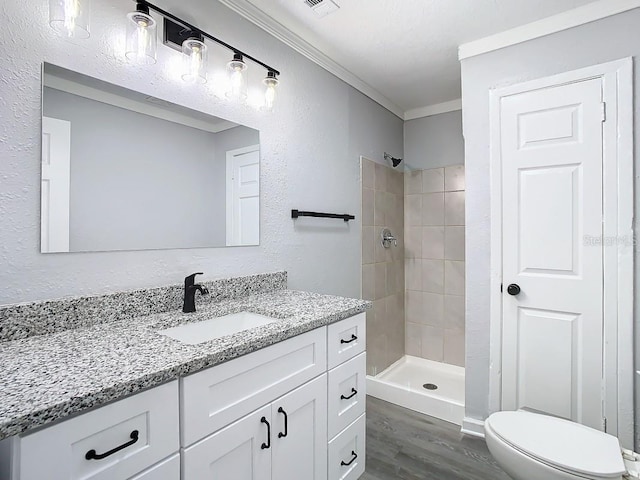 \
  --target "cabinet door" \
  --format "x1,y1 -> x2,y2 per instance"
183,405 -> 271,480
129,454 -> 180,480
271,375 -> 327,480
